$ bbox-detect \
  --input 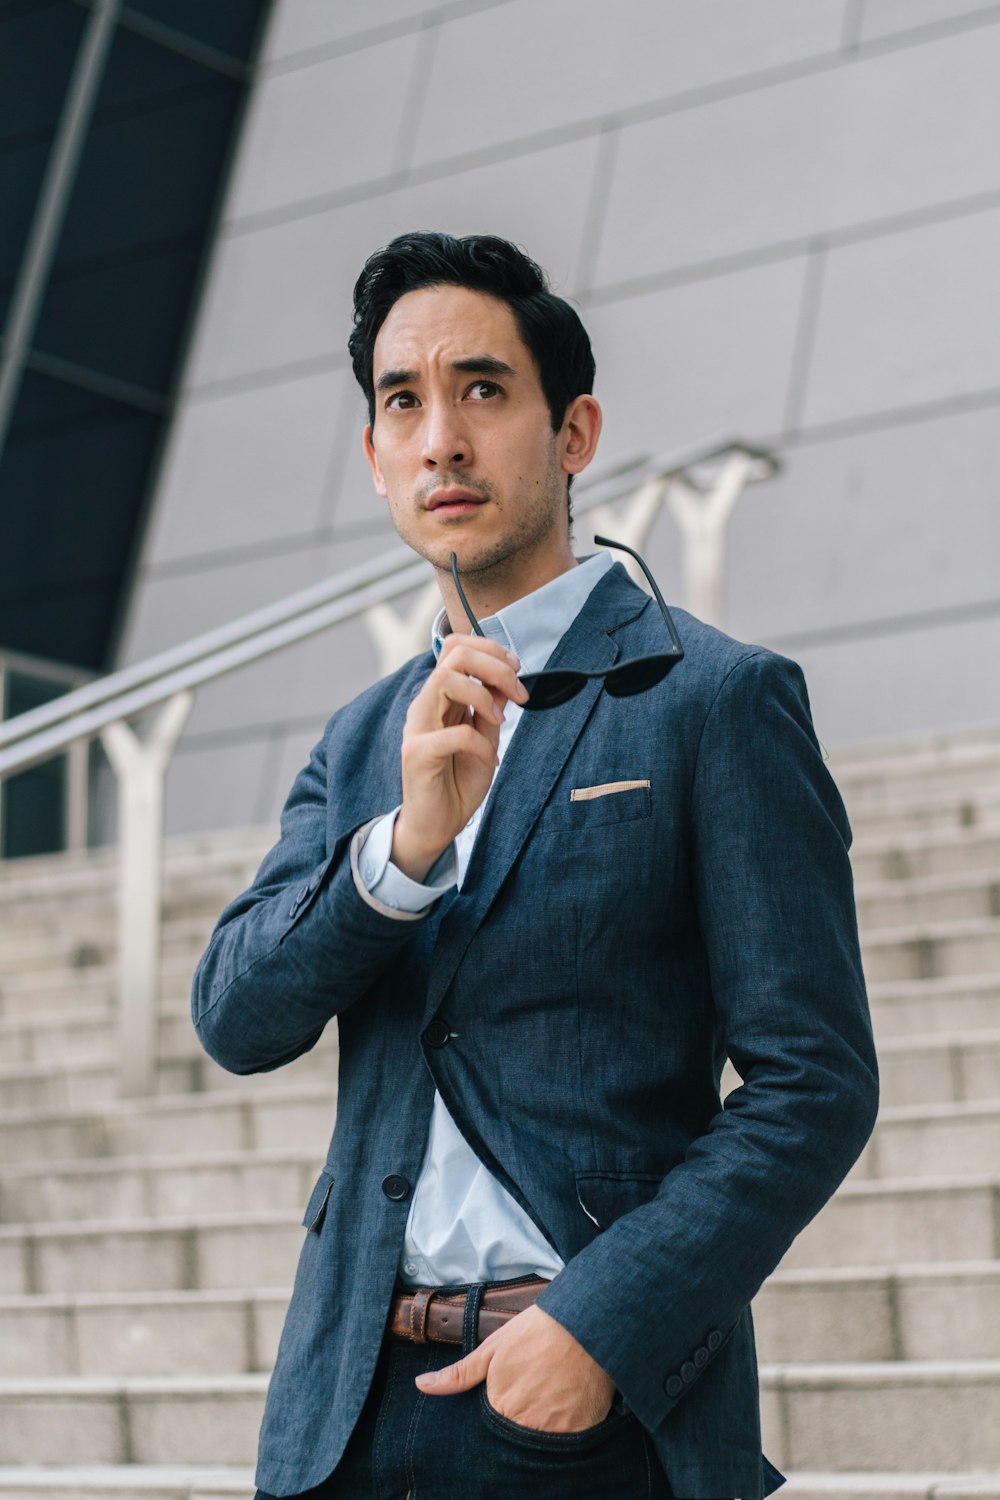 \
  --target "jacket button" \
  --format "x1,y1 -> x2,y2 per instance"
664,1375 -> 683,1399
694,1346 -> 709,1368
424,1018 -> 451,1048
381,1175 -> 410,1201
707,1329 -> 722,1352
290,884 -> 309,914
680,1361 -> 696,1383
